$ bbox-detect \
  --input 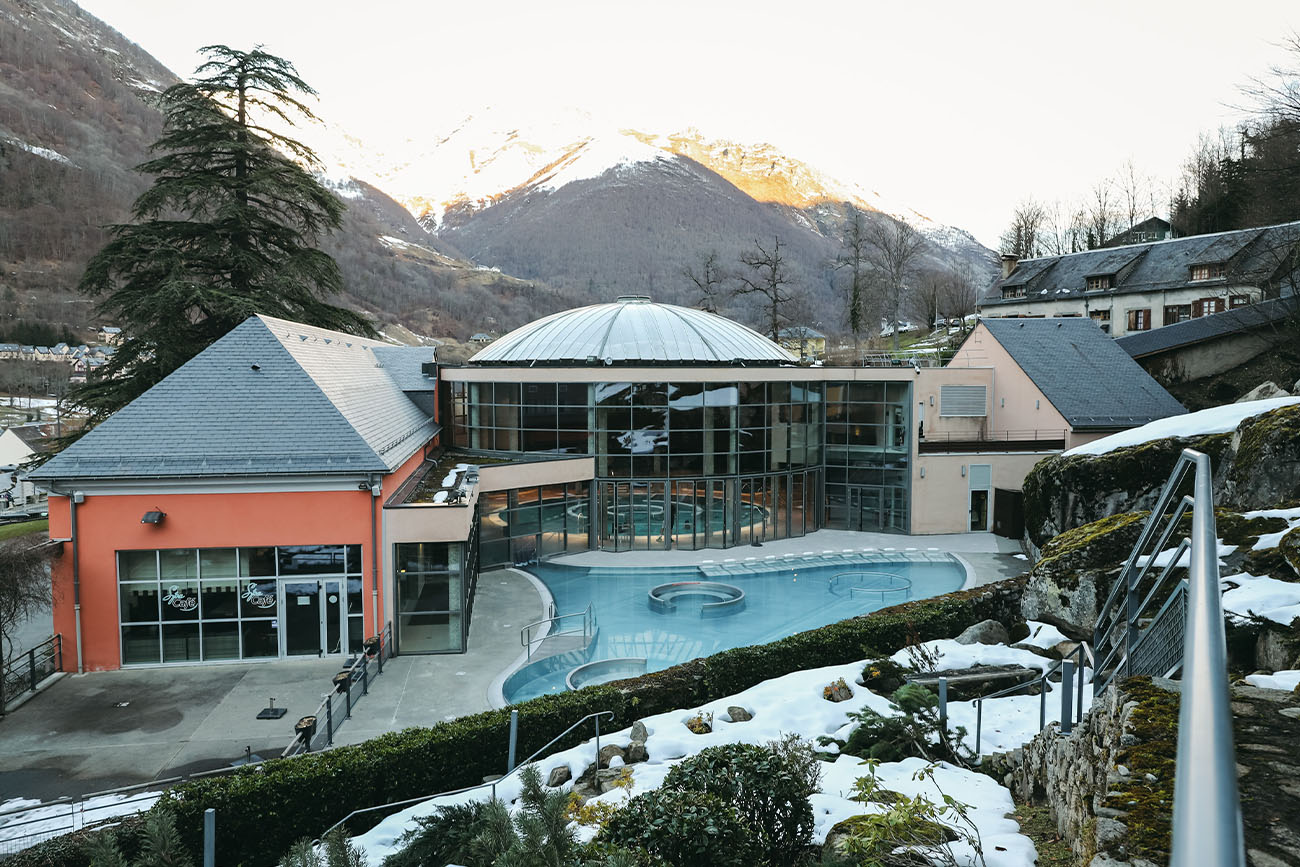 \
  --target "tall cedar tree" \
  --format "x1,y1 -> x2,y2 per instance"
72,45 -> 373,424
833,210 -> 872,358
